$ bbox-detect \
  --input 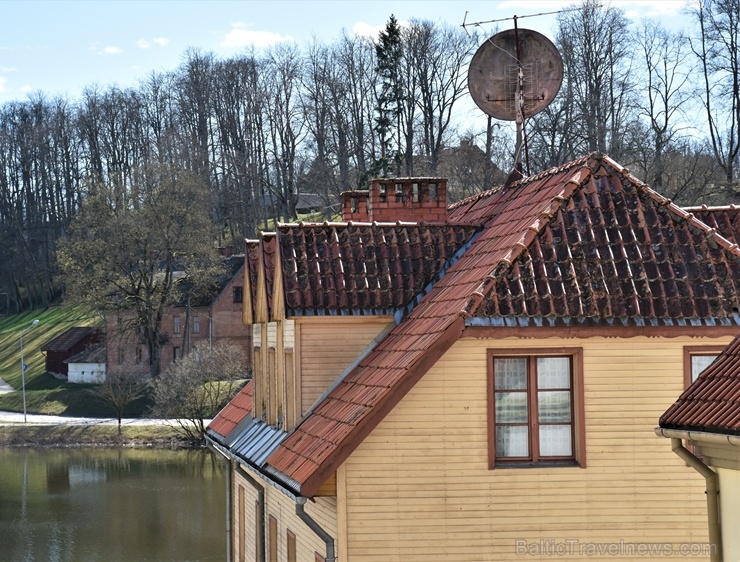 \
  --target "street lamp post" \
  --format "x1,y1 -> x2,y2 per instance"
20,319 -> 40,423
